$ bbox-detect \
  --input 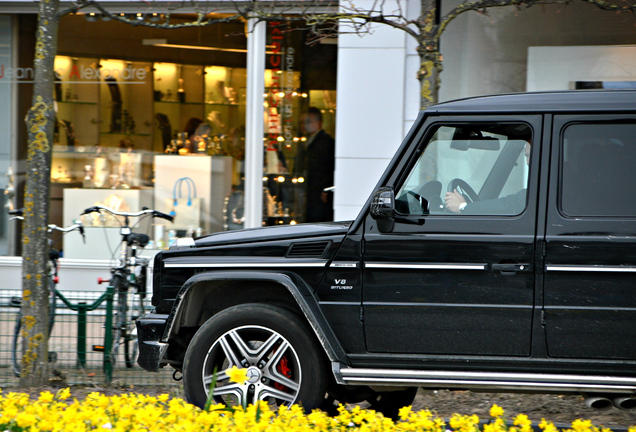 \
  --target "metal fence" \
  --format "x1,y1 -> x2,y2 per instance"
0,289 -> 179,389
